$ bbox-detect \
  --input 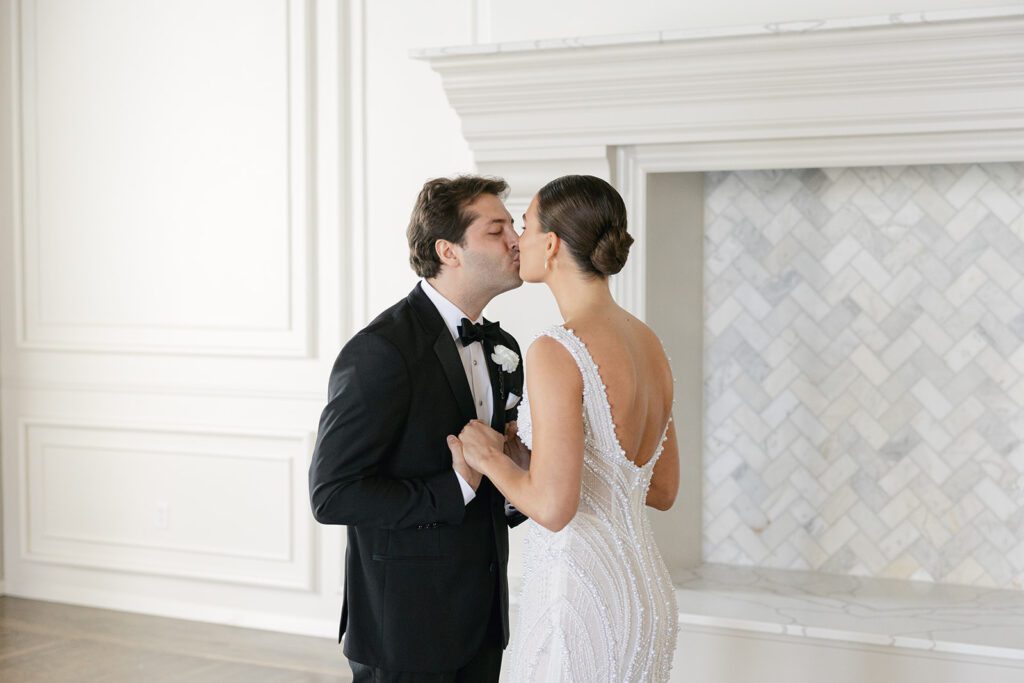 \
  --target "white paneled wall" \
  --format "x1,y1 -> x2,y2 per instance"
1,0 -> 1020,640
0,0 -> 347,635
